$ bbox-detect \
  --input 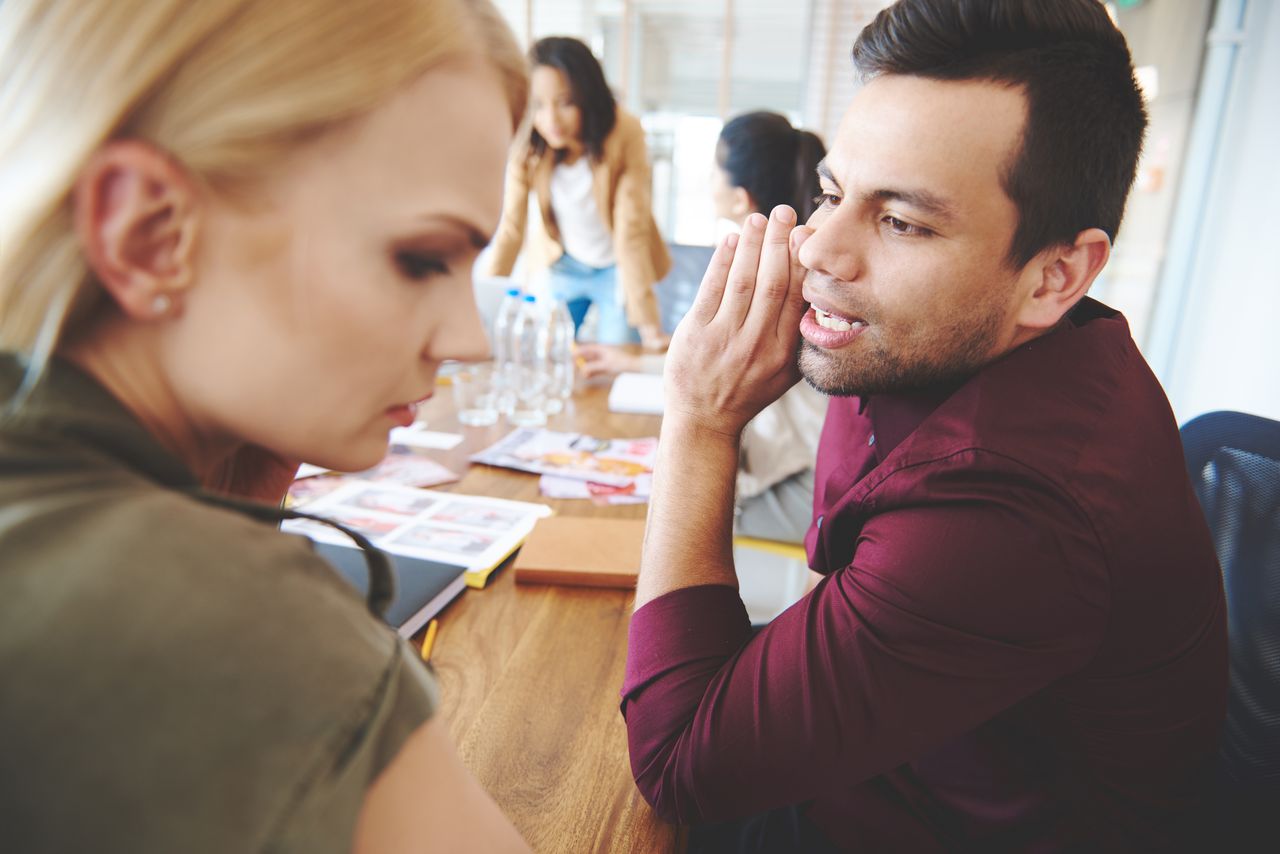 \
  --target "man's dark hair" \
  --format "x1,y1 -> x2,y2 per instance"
528,36 -> 617,162
717,111 -> 828,221
853,0 -> 1147,267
